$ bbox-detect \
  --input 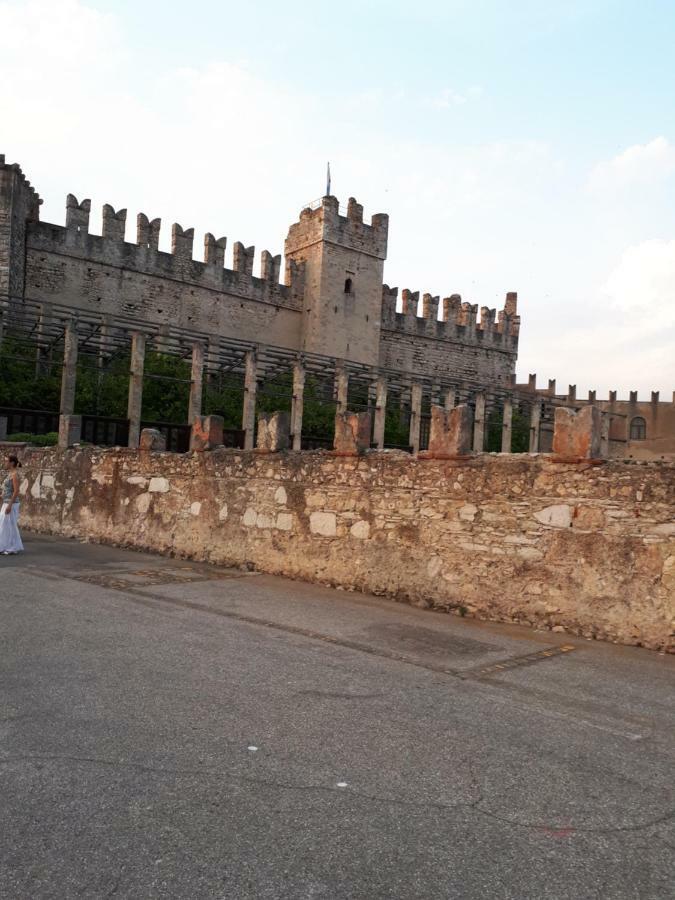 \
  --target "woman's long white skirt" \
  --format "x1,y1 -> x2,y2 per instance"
0,503 -> 24,554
